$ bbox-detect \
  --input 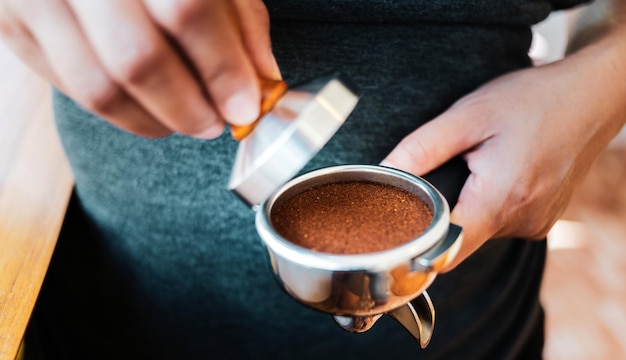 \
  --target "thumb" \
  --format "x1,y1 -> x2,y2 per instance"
380,105 -> 484,176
